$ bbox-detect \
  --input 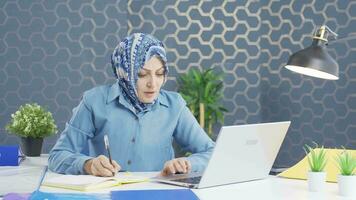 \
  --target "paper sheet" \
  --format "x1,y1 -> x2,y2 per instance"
43,173 -> 148,191
278,148 -> 356,182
